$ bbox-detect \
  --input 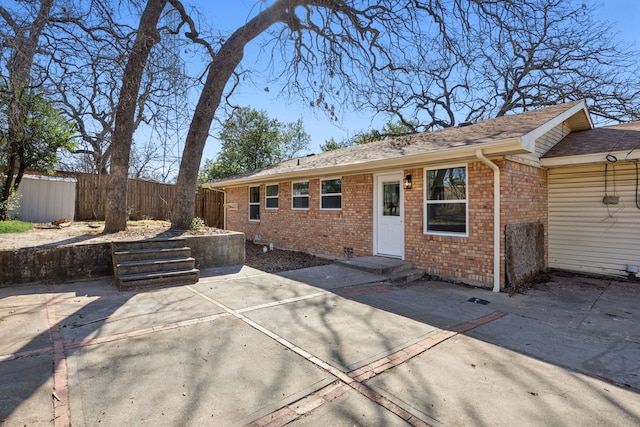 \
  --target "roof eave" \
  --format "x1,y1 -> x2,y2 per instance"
206,138 -> 523,188
521,100 -> 592,152
541,150 -> 640,167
